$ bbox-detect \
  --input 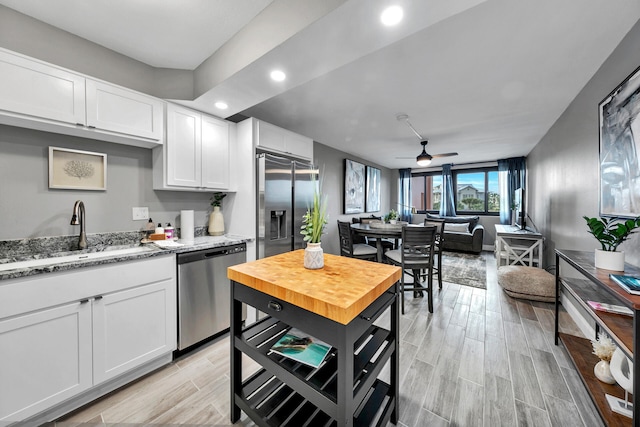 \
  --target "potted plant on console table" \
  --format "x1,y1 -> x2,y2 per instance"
584,215 -> 640,271
300,185 -> 328,270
